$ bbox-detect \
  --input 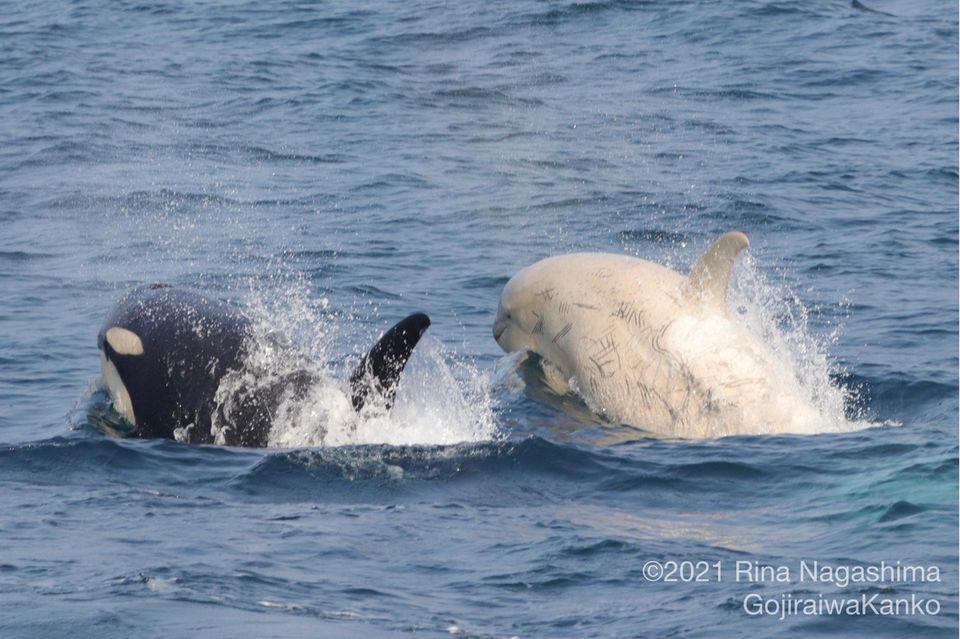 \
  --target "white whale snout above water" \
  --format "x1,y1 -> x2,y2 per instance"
493,231 -> 836,438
